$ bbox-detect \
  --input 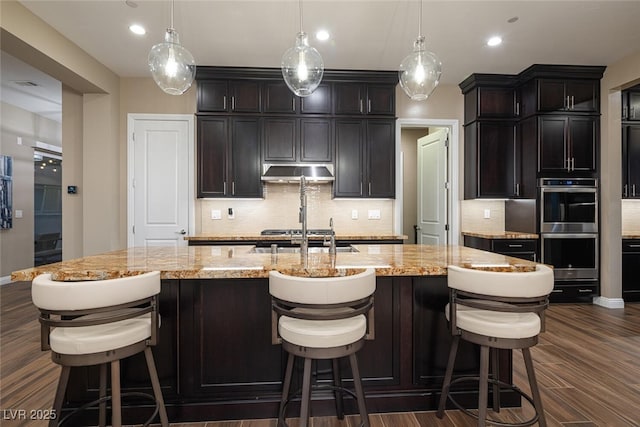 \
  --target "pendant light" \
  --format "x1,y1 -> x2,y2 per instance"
148,0 -> 196,95
398,0 -> 442,101
281,0 -> 324,97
